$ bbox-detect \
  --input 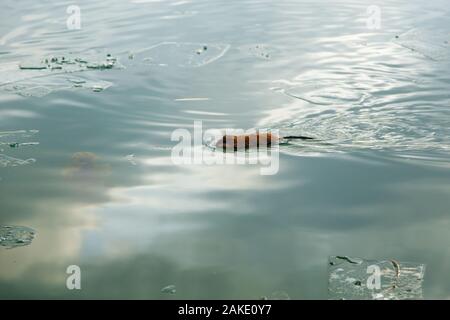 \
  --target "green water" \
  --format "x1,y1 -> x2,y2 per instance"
0,0 -> 450,299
